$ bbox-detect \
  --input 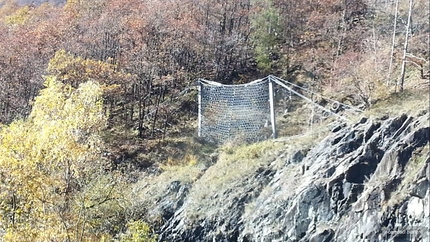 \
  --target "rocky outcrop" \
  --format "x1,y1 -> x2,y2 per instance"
146,112 -> 429,242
